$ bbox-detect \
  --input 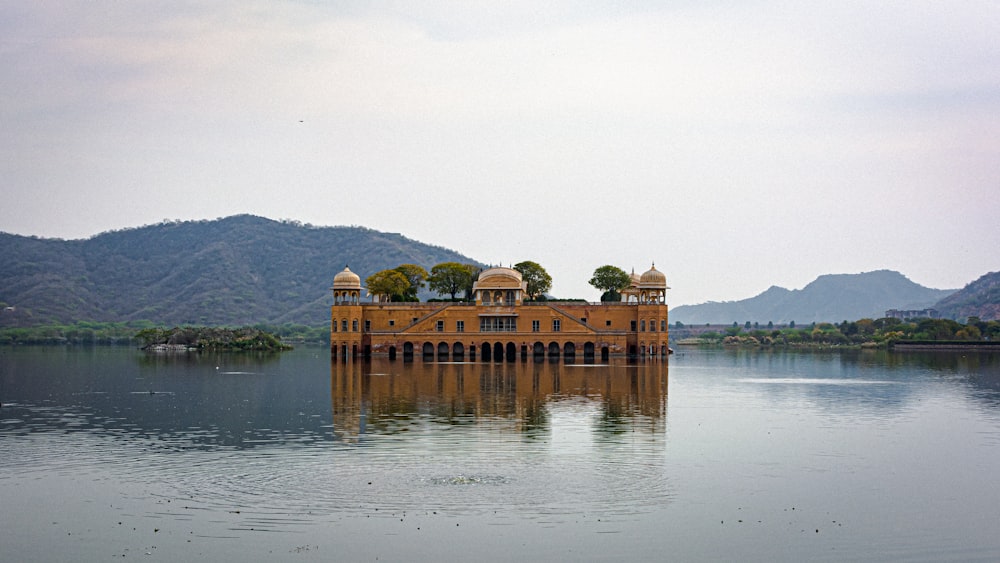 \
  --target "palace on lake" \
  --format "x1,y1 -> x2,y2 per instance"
331,264 -> 670,362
